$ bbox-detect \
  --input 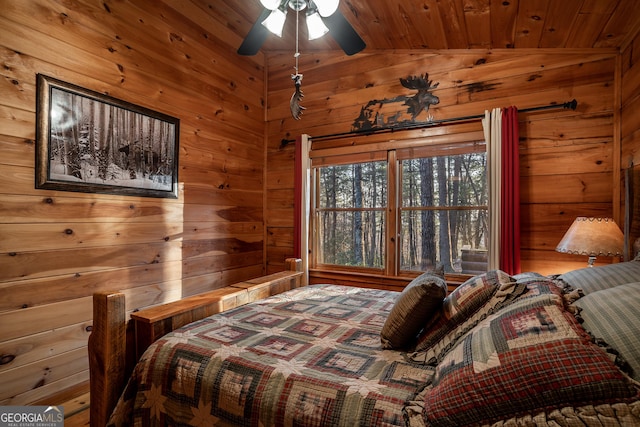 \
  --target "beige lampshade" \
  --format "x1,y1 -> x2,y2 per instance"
556,217 -> 624,257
